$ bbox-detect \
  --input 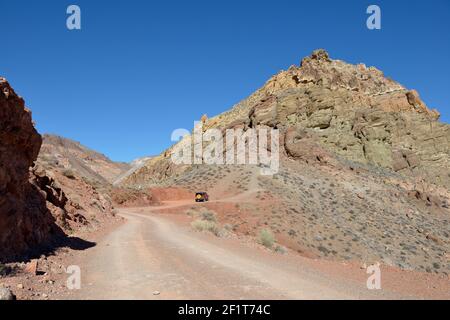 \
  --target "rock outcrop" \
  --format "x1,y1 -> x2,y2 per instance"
0,79 -> 119,261
0,78 -> 63,260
